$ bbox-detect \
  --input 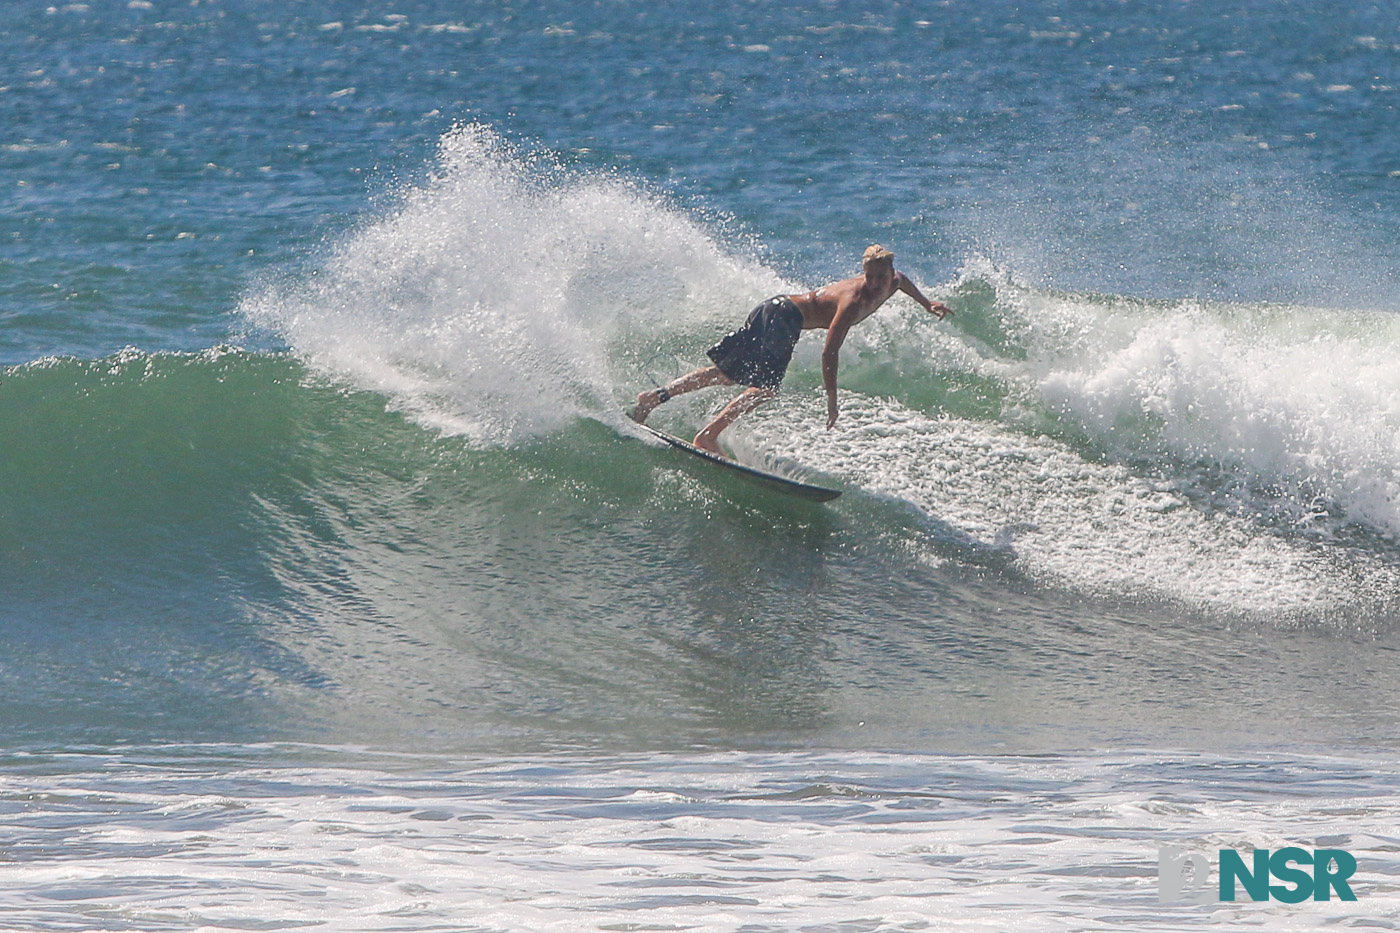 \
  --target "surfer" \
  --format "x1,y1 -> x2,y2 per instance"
630,245 -> 953,455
